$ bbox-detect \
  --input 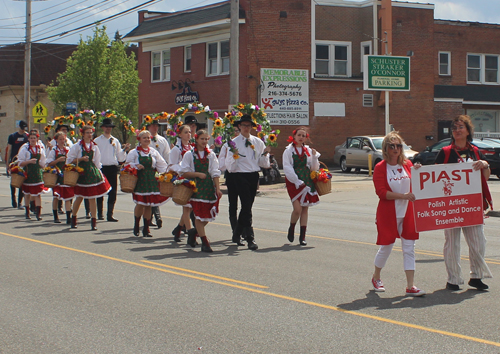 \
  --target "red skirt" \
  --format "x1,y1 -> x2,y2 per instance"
133,192 -> 169,207
286,178 -> 320,207
74,179 -> 111,199
53,185 -> 75,201
22,182 -> 45,196
191,199 -> 219,222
